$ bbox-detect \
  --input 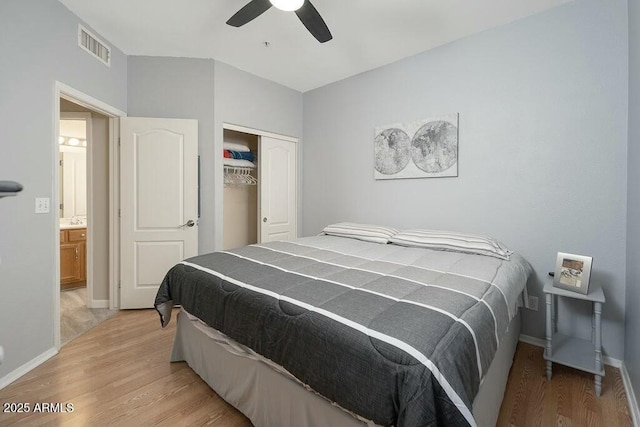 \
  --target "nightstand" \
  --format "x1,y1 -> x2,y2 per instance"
543,281 -> 606,396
